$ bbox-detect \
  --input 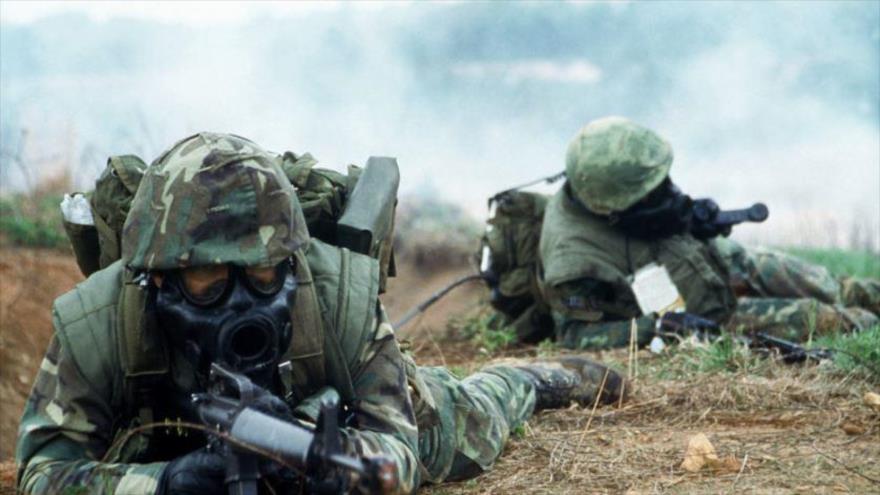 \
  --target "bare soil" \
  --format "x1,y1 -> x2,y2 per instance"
1,249 -> 878,494
0,249 -> 82,459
